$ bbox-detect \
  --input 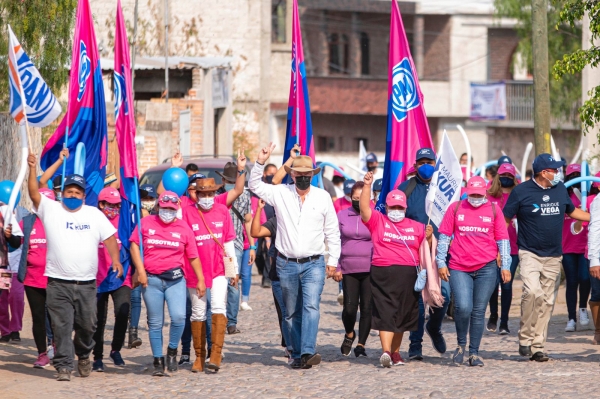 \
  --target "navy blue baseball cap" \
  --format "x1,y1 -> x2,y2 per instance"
63,174 -> 86,190
498,155 -> 512,166
139,184 -> 157,199
415,148 -> 435,161
343,179 -> 356,195
373,178 -> 383,191
532,153 -> 565,174
188,173 -> 207,184
366,153 -> 378,163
